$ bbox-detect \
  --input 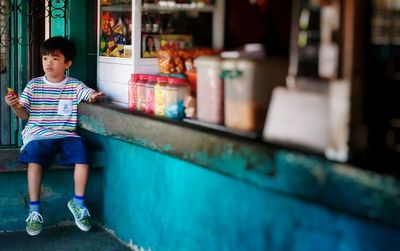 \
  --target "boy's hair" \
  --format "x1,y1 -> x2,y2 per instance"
41,36 -> 76,62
